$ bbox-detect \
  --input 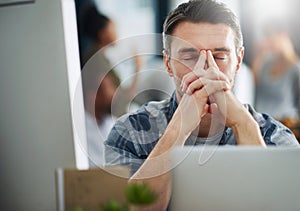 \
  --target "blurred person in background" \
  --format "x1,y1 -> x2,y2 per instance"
251,27 -> 300,139
80,4 -> 143,116
80,5 -> 117,65
82,69 -> 120,167
80,5 -> 143,167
